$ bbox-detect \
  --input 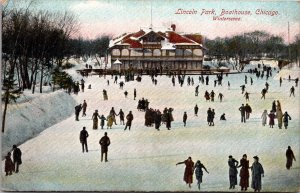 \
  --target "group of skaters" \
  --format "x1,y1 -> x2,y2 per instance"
204,90 -> 224,102
176,146 -> 296,191
144,107 -> 174,130
261,100 -> 292,129
137,98 -> 150,111
90,107 -> 134,131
